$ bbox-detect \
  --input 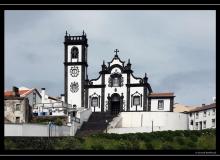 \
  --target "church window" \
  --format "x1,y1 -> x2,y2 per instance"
91,97 -> 98,107
113,77 -> 120,87
133,96 -> 140,106
158,100 -> 164,110
190,120 -> 193,125
109,73 -> 123,87
71,47 -> 79,59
